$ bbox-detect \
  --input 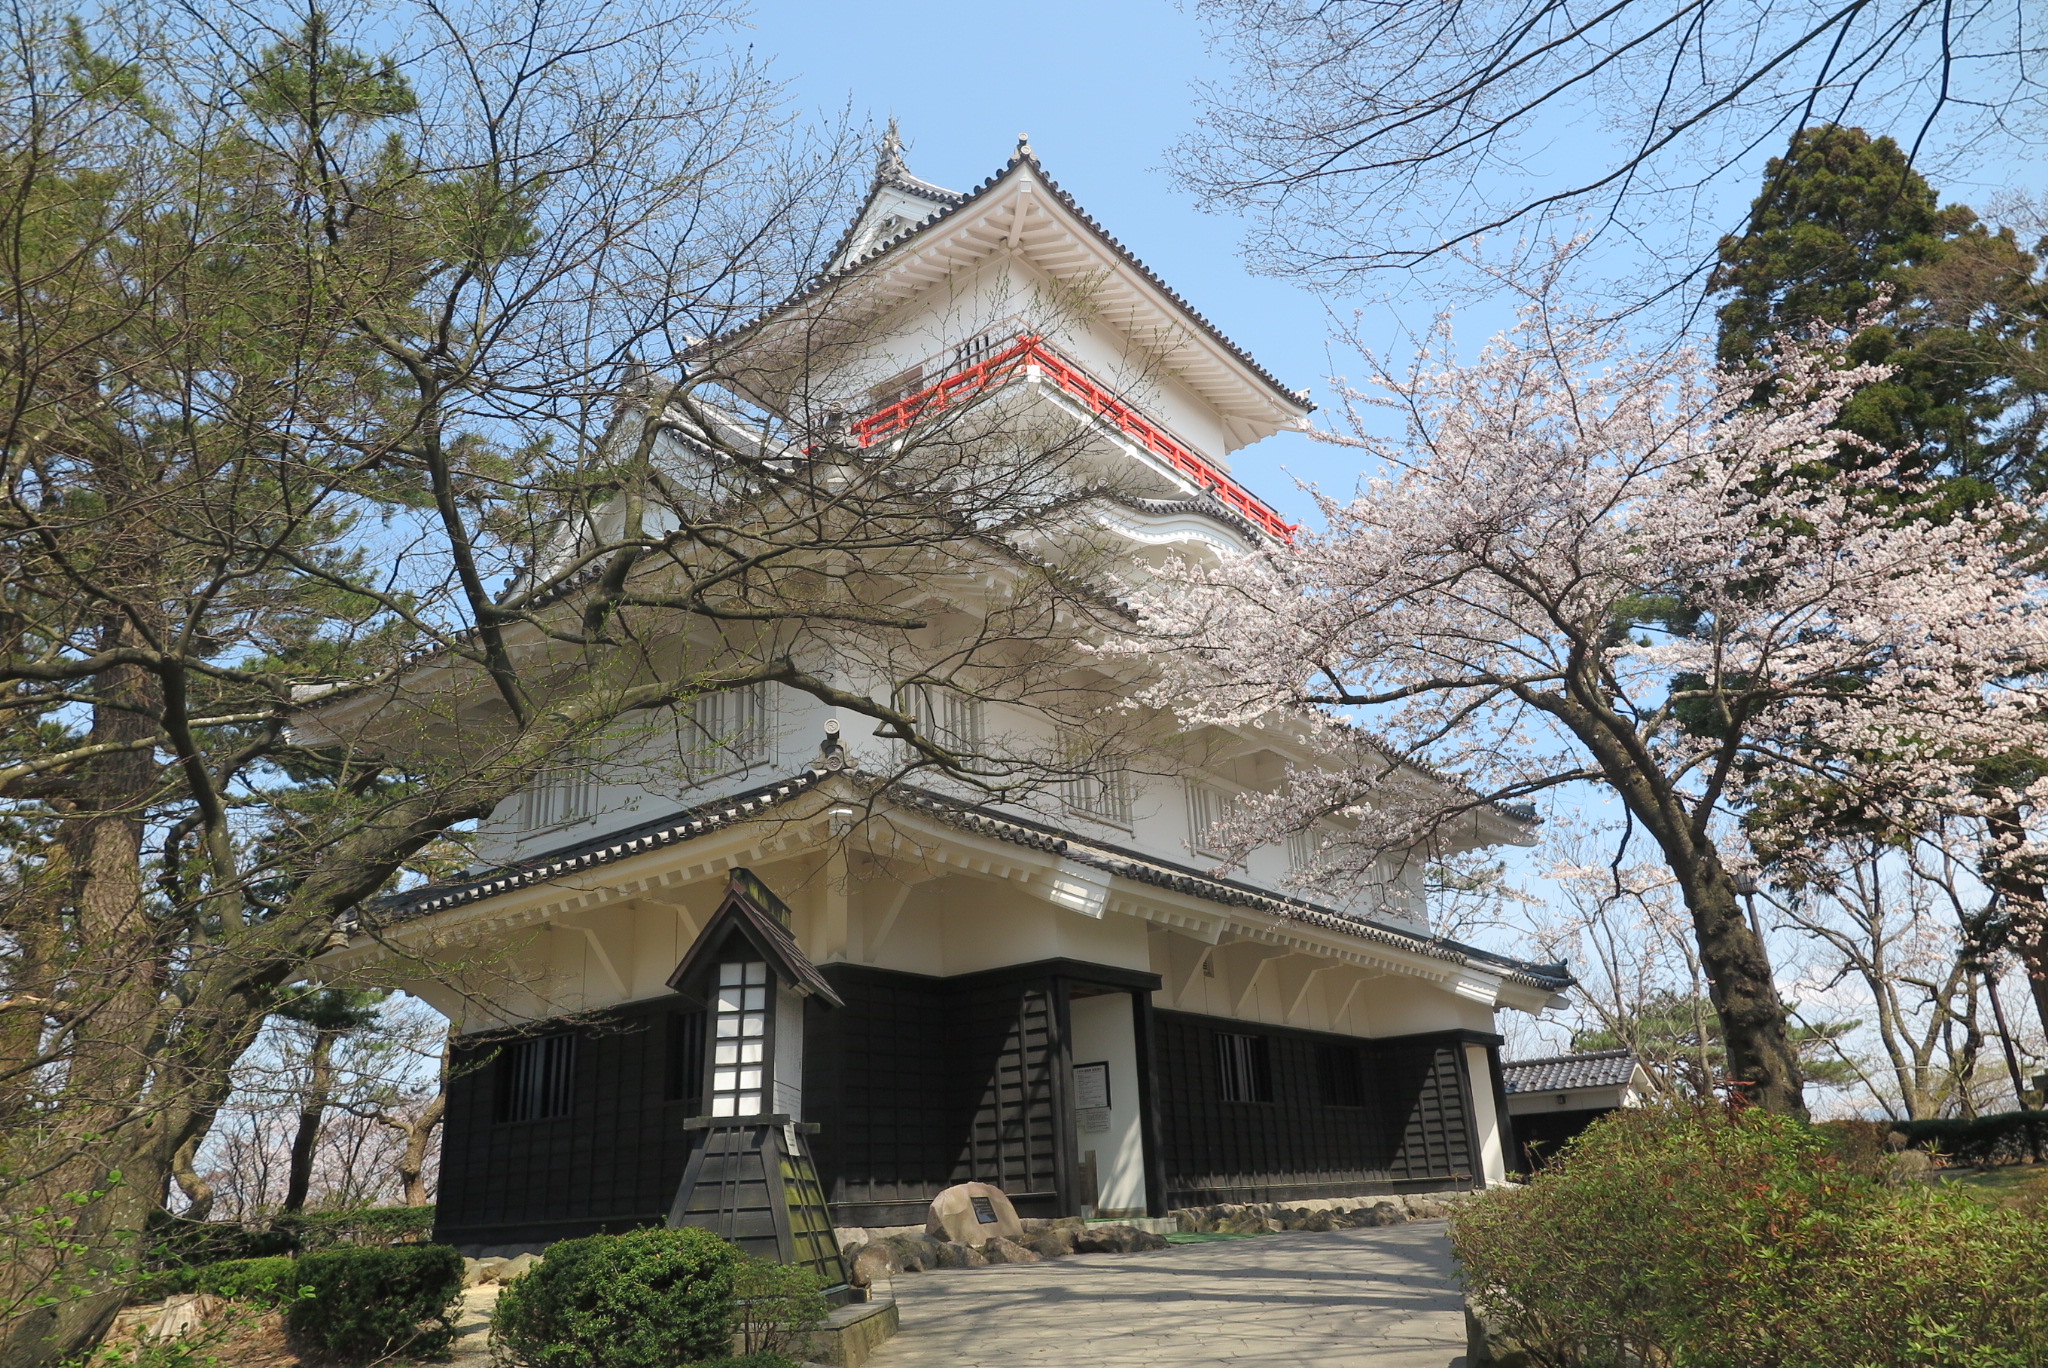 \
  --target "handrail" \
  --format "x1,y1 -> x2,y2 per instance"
850,334 -> 1297,542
